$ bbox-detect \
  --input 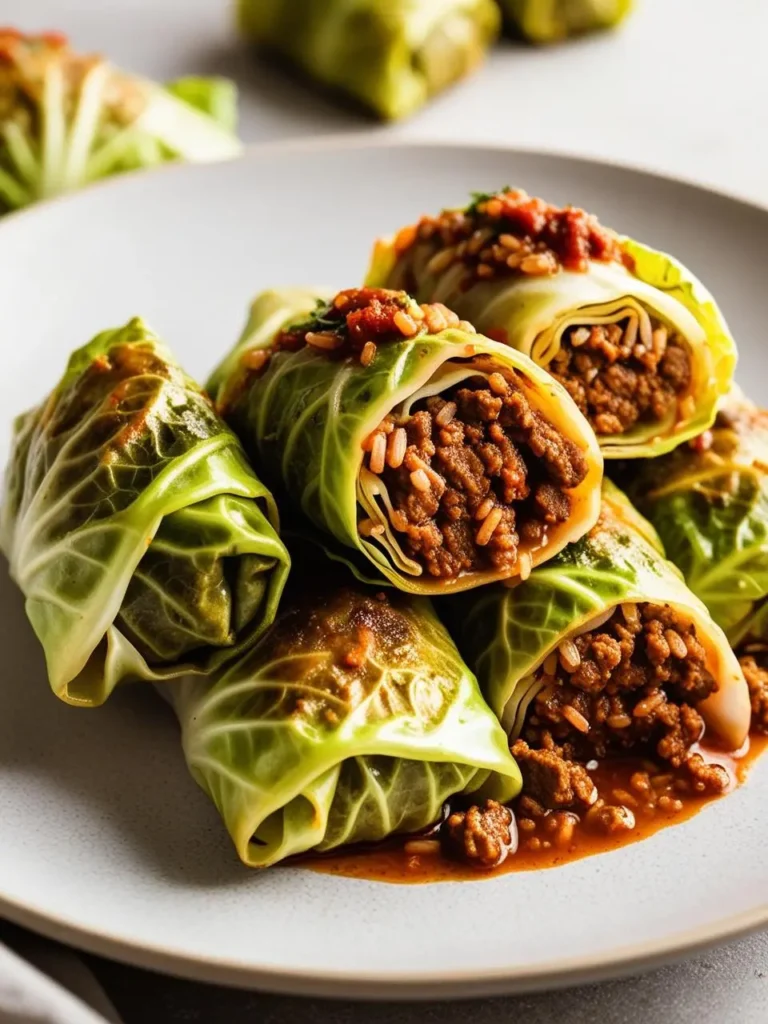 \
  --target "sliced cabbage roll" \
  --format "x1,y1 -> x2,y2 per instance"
368,188 -> 737,458
209,286 -> 603,595
1,318 -> 290,706
167,560 -> 521,867
236,0 -> 500,121
625,393 -> 768,650
501,0 -> 634,43
0,29 -> 241,213
446,484 -> 750,768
